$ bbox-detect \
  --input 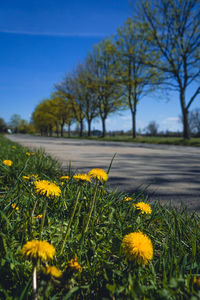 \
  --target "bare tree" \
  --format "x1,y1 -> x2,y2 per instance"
138,0 -> 200,139
145,121 -> 159,136
189,108 -> 200,134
